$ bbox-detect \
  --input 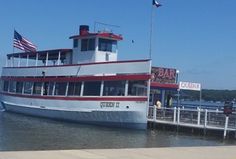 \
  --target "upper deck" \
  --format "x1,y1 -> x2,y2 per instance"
2,25 -> 150,77
2,58 -> 151,77
6,48 -> 73,67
